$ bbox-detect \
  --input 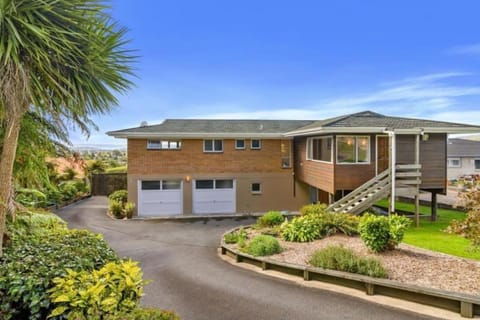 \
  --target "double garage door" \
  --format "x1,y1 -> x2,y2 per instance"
138,179 -> 235,216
